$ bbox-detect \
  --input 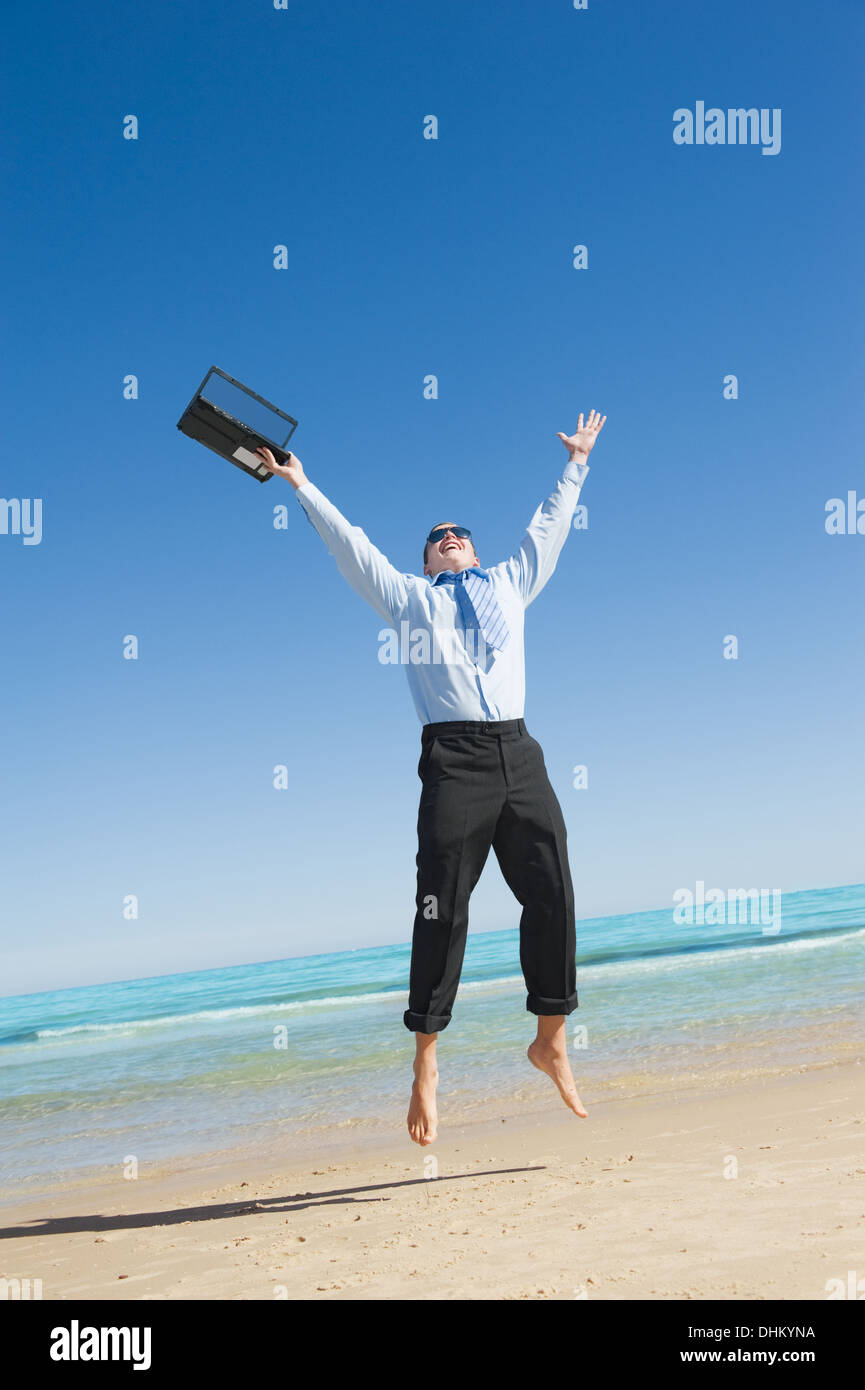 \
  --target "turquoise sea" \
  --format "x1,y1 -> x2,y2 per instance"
1,882 -> 863,1203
